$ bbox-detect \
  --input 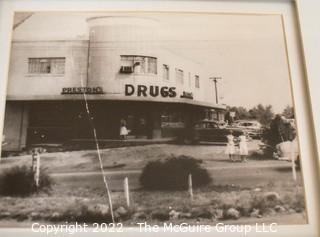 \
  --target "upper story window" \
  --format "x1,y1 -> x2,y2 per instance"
195,75 -> 200,88
162,64 -> 169,80
28,58 -> 65,74
120,55 -> 157,74
175,68 -> 184,84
